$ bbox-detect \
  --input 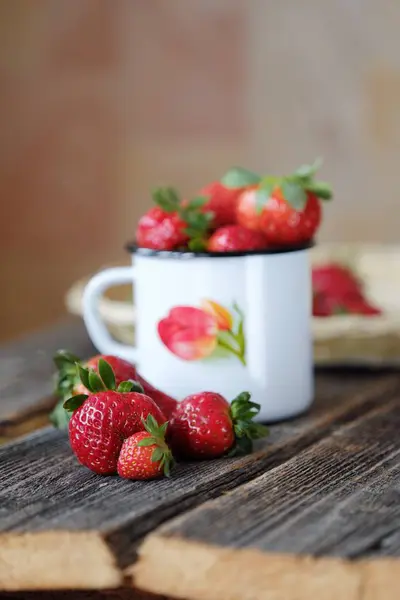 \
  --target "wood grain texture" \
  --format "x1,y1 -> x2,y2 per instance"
133,398 -> 400,600
0,318 -> 95,438
0,373 -> 399,592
